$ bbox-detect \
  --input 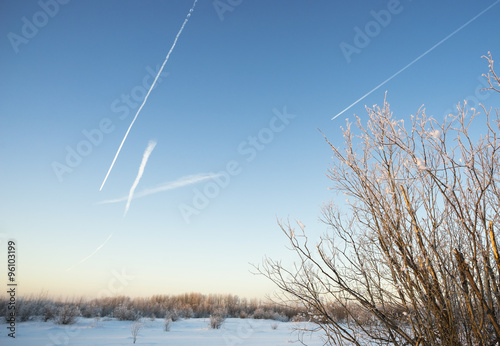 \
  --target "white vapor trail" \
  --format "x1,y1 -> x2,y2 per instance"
99,0 -> 199,191
124,140 -> 157,216
98,173 -> 223,205
331,0 -> 500,120
66,233 -> 113,271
